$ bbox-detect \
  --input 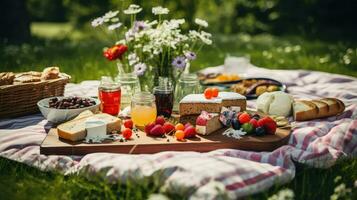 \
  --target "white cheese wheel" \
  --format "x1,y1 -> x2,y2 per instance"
257,91 -> 293,117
